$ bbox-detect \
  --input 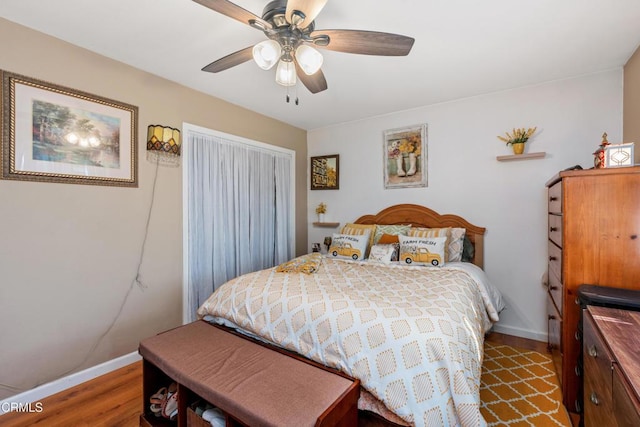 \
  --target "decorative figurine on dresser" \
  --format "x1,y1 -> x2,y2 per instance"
545,166 -> 640,418
592,132 -> 610,168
